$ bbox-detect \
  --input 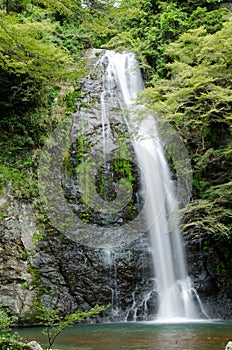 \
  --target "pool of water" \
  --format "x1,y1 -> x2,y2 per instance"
18,321 -> 232,350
